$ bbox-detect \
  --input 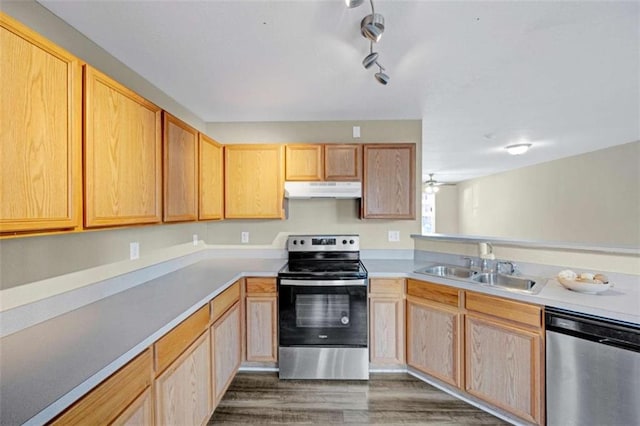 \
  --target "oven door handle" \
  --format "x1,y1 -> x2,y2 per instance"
279,279 -> 367,287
